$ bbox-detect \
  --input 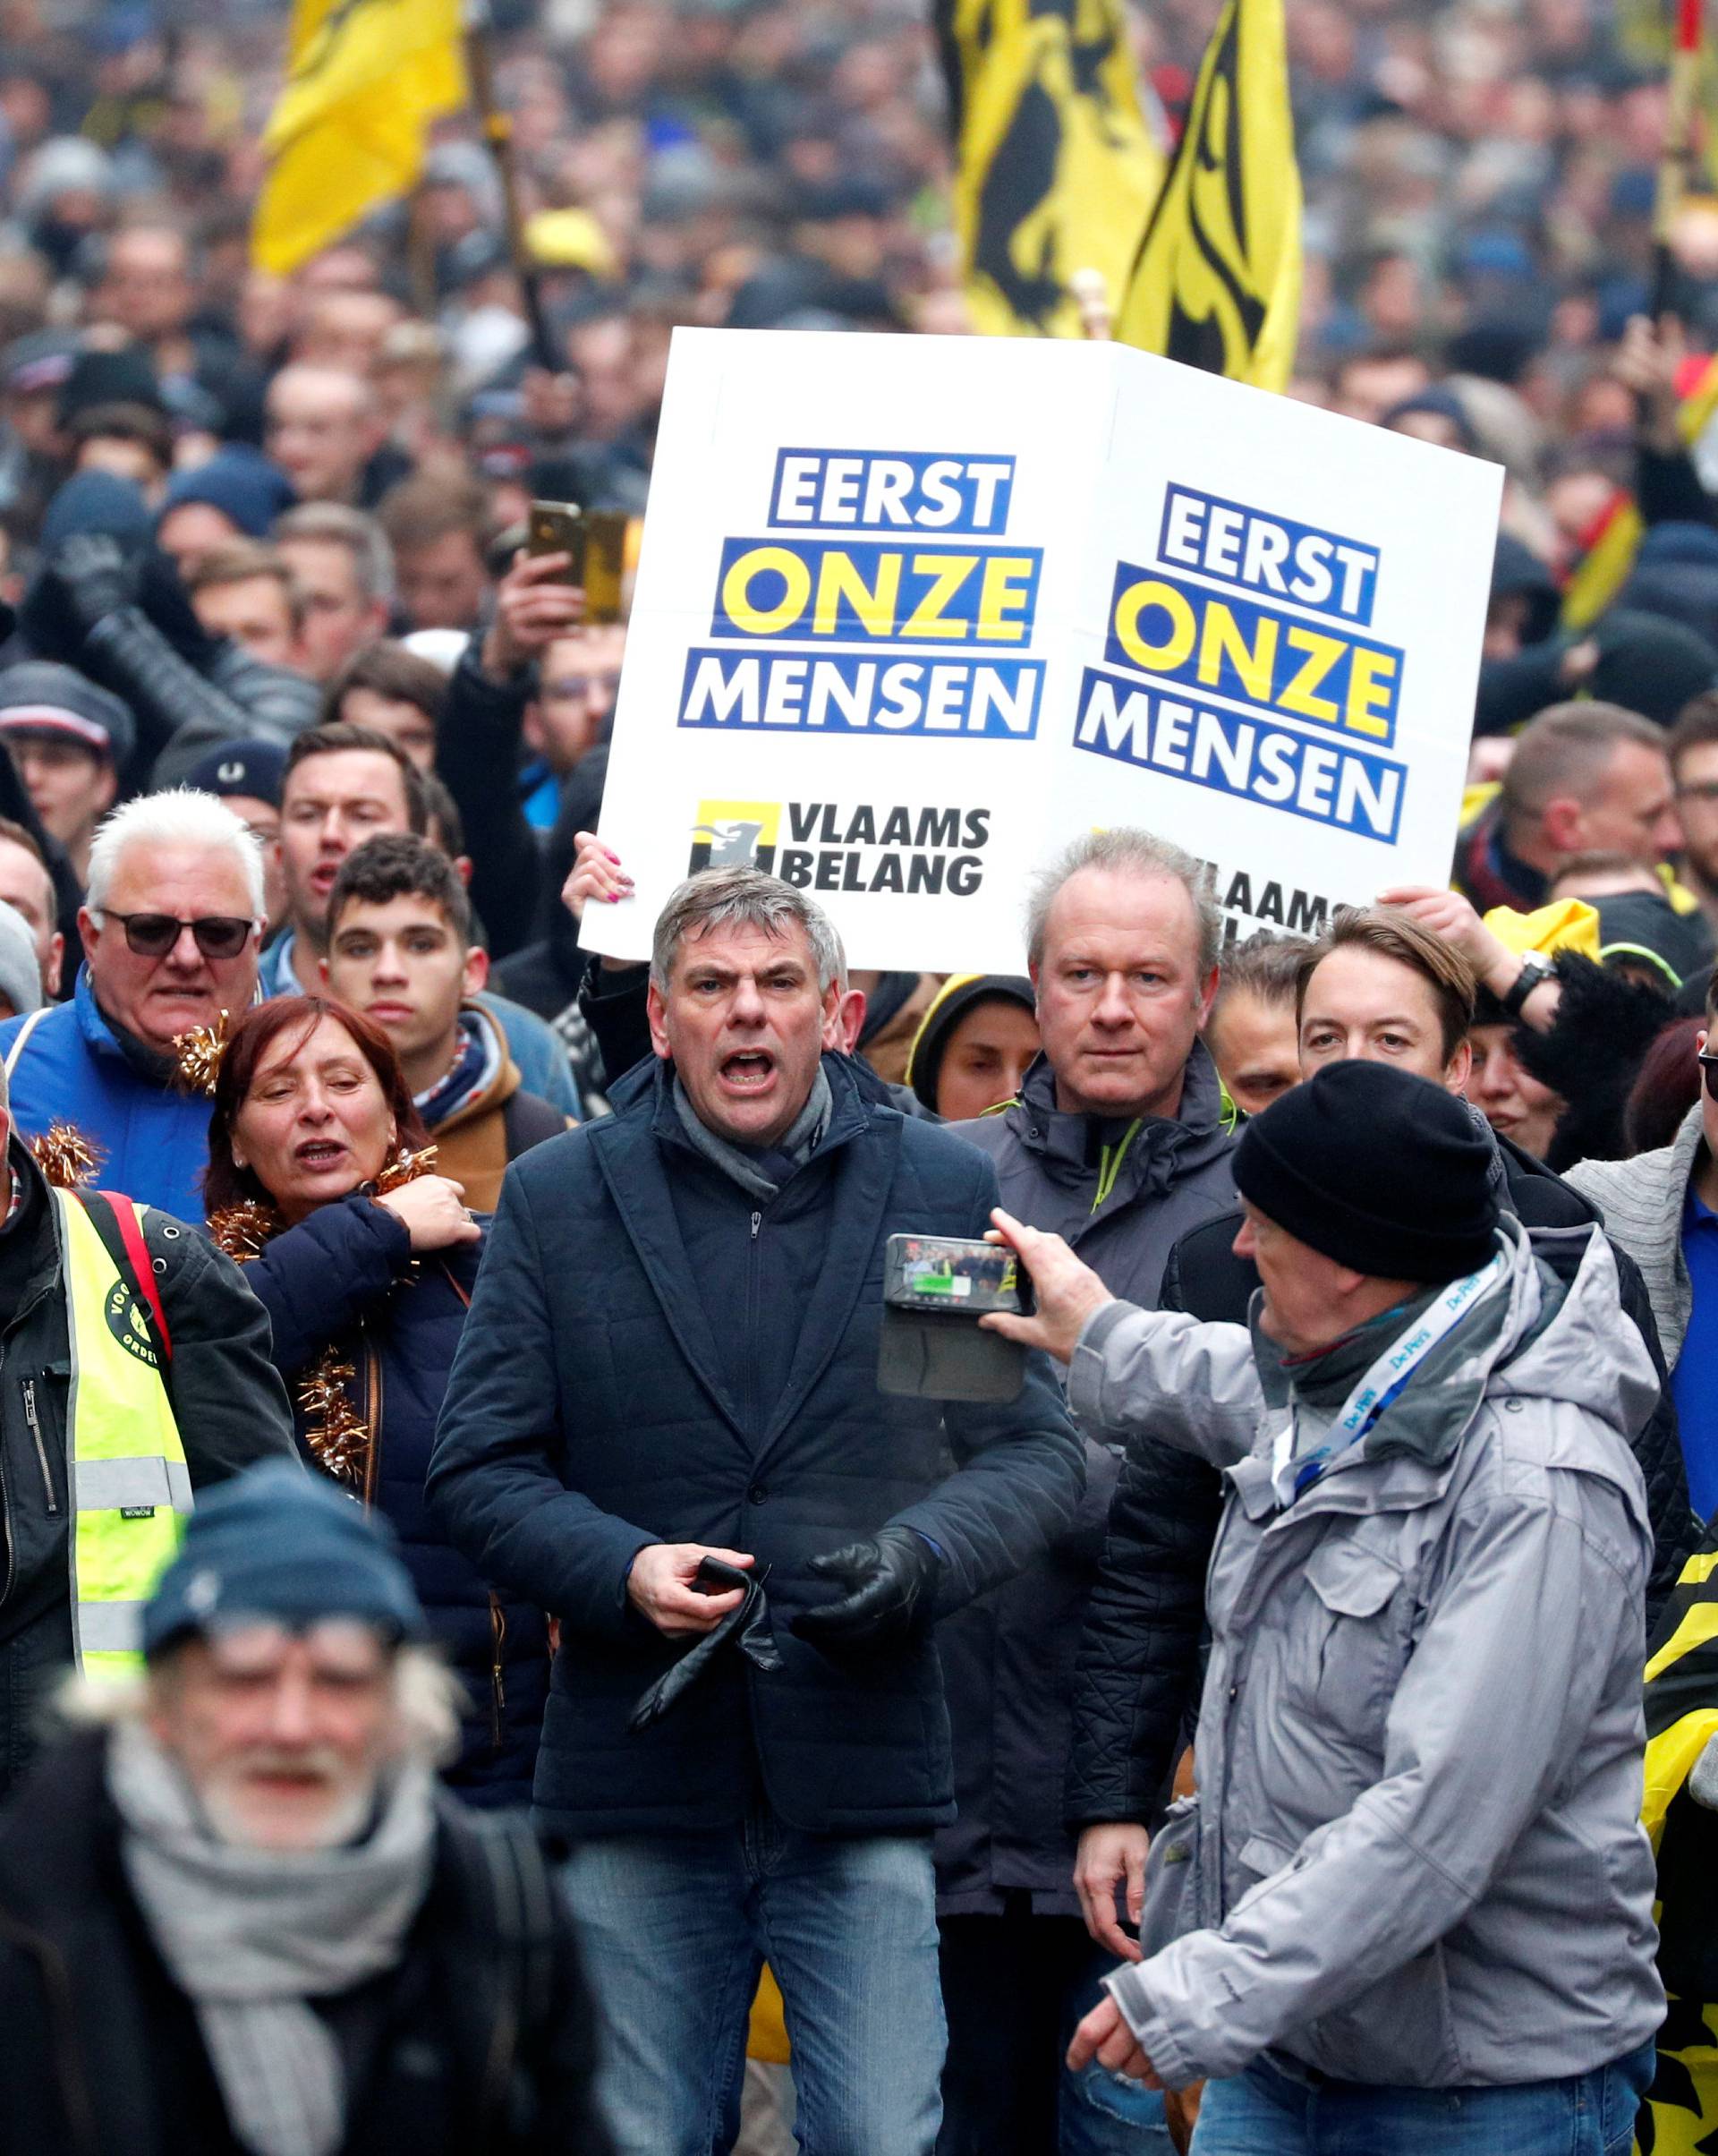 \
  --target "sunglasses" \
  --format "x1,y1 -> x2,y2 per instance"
1700,1048 -> 1718,1101
100,910 -> 255,960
